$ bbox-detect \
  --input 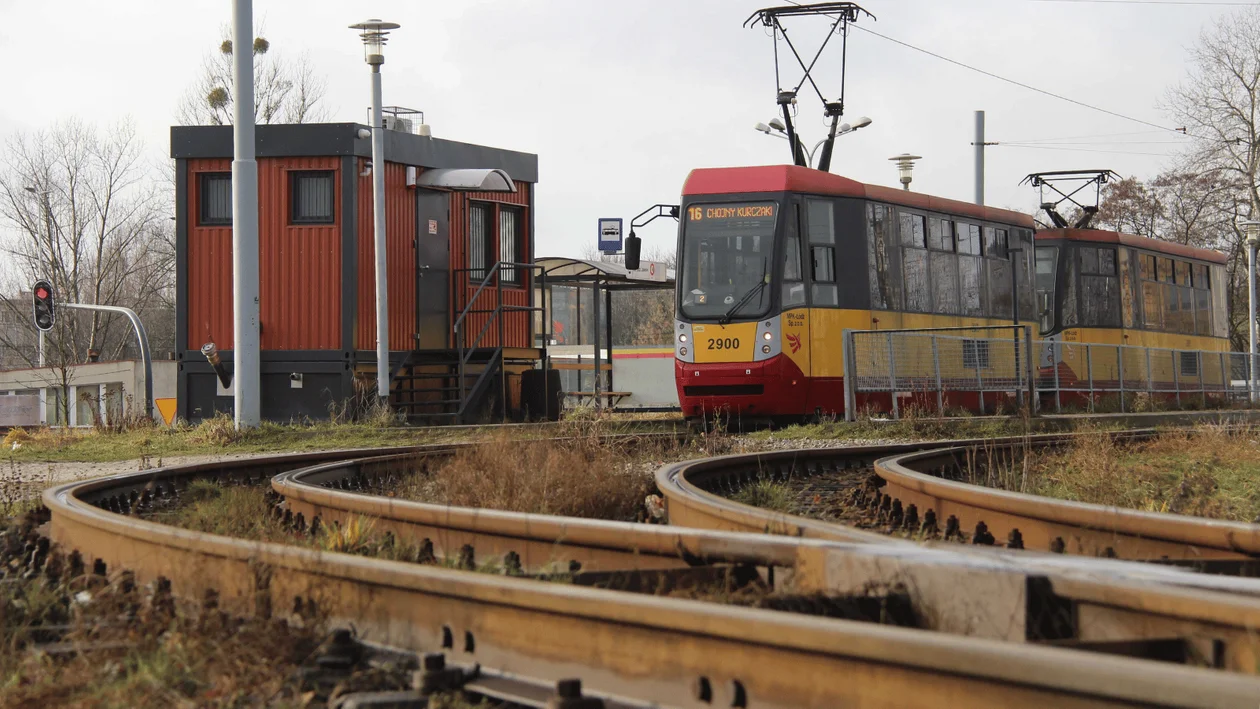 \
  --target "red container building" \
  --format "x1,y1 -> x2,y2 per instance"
172,122 -> 540,423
